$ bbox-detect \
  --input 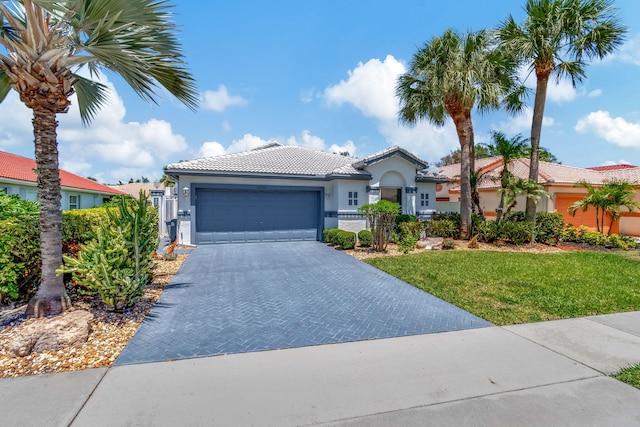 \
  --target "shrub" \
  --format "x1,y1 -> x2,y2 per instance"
396,214 -> 418,224
500,221 -> 534,245
534,212 -> 564,245
0,193 -> 38,220
358,230 -> 372,247
442,239 -> 455,250
334,230 -> 356,250
474,220 -> 499,243
424,219 -> 459,239
399,221 -> 421,240
60,192 -> 158,311
323,228 -> 340,245
0,214 -> 41,302
398,234 -> 419,254
580,230 -> 607,246
62,208 -> 113,243
560,224 -> 579,242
